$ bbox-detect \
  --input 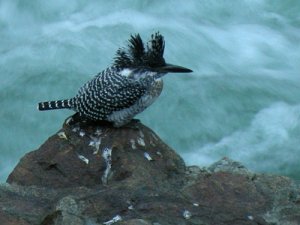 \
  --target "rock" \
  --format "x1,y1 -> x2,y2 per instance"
207,157 -> 251,175
1,119 -> 300,225
119,219 -> 152,225
7,119 -> 185,189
